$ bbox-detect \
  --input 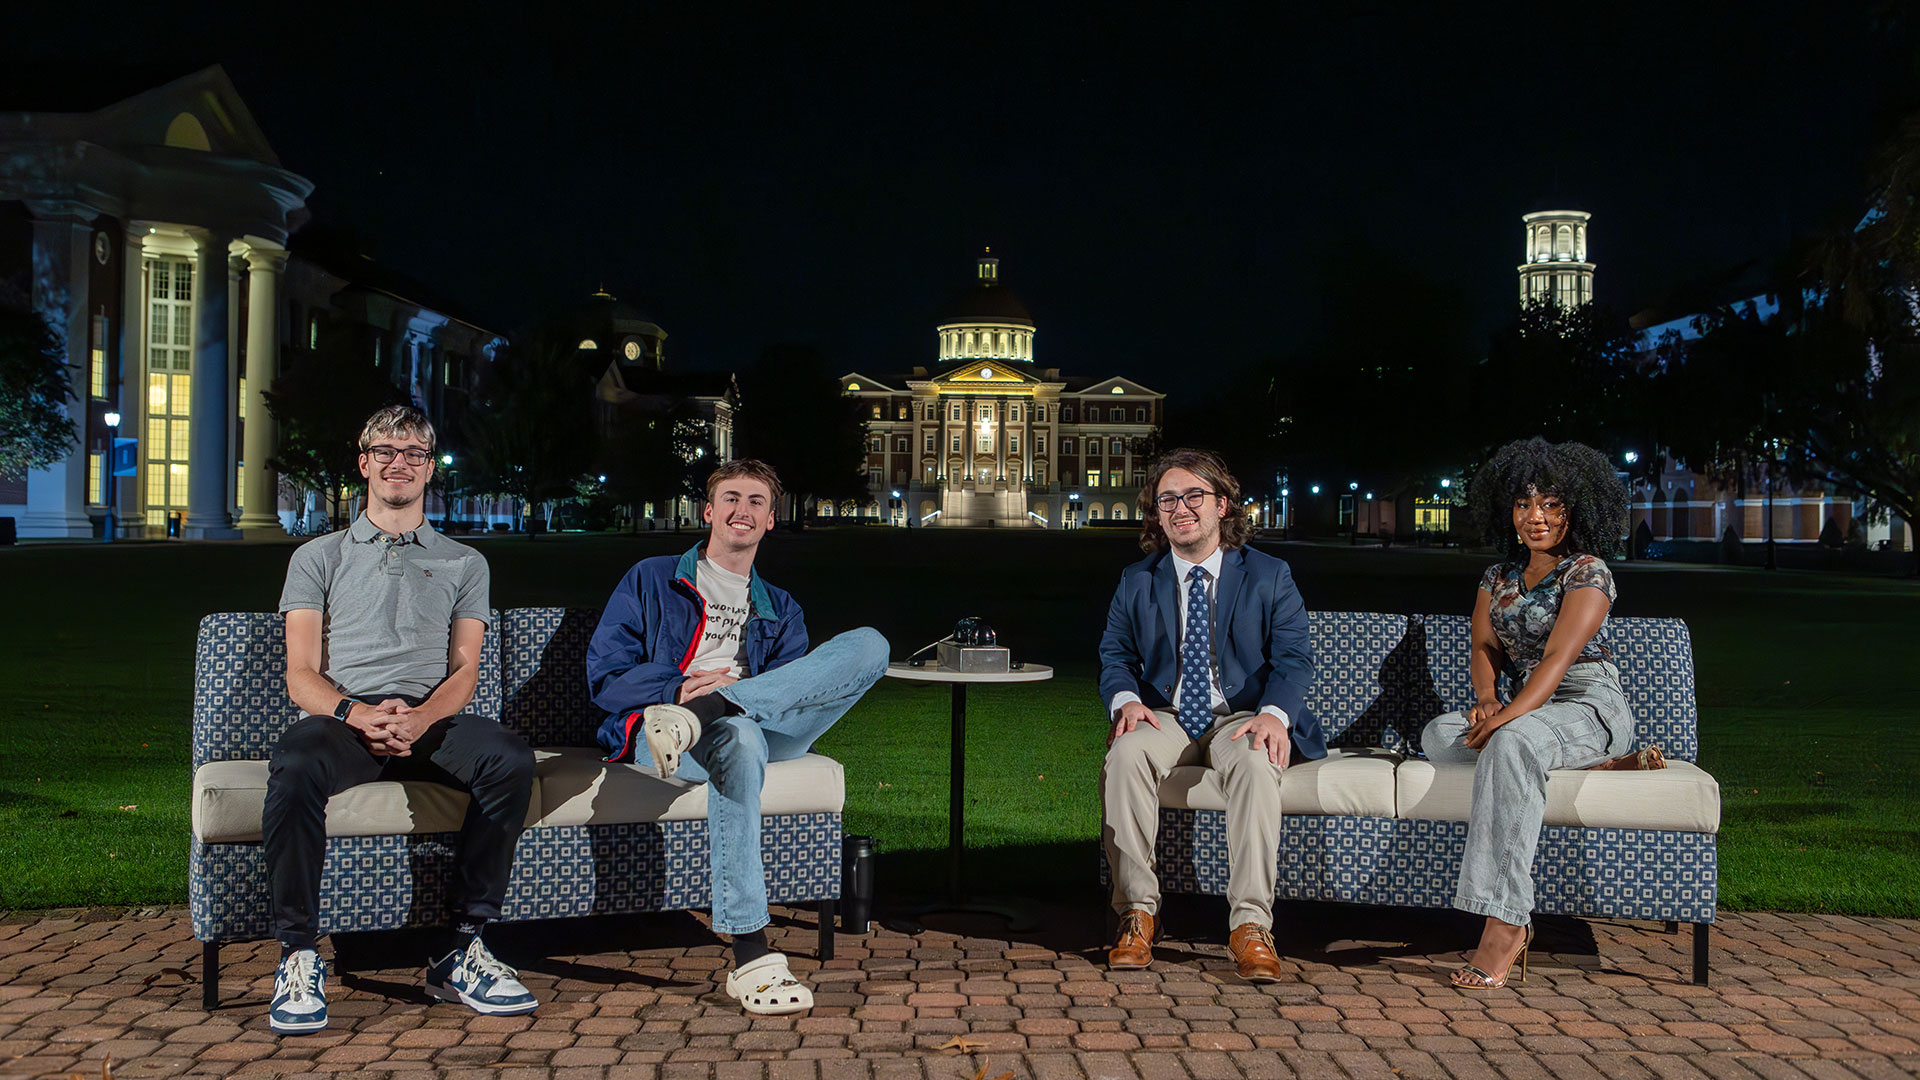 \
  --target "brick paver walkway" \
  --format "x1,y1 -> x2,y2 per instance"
2,902 -> 1917,1079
